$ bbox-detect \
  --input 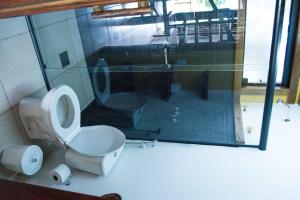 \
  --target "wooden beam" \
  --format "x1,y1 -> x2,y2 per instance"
0,0 -> 138,19
233,0 -> 246,92
287,13 -> 300,103
234,94 -> 245,144
297,81 -> 300,104
241,86 -> 289,96
233,0 -> 246,144
92,6 -> 151,19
